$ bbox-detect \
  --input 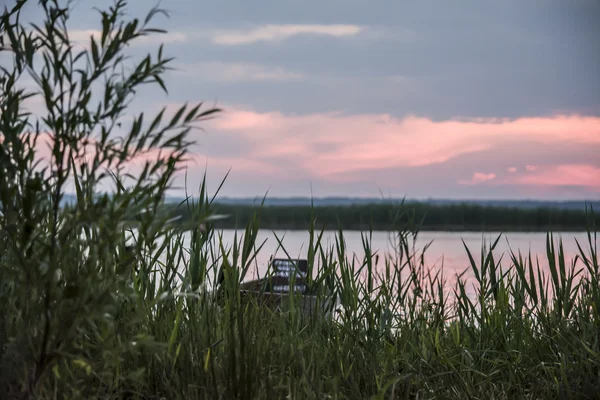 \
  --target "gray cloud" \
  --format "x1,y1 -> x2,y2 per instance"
18,0 -> 598,119
173,61 -> 305,83
208,24 -> 364,45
